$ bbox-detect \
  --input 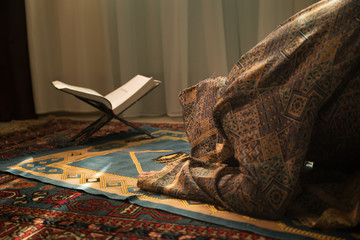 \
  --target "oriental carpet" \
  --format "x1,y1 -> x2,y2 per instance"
0,118 -> 358,239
